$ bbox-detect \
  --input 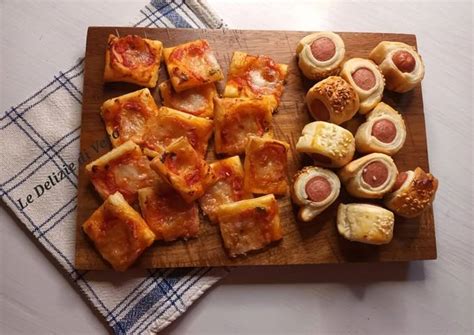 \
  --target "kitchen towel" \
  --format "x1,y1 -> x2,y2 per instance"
0,1 -> 229,334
